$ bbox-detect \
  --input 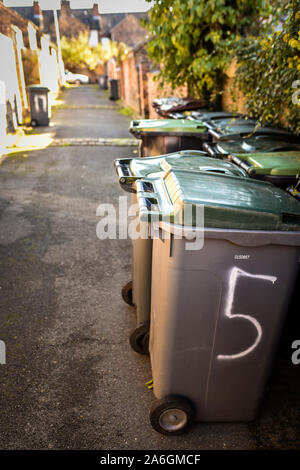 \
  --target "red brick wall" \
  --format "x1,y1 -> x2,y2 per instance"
119,49 -> 189,118
107,59 -> 120,81
120,52 -> 140,113
222,60 -> 247,114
